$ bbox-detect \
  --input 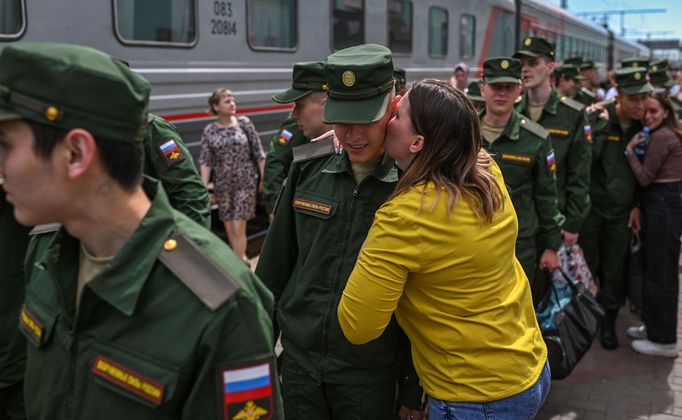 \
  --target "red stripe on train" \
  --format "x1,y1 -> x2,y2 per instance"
162,104 -> 294,123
